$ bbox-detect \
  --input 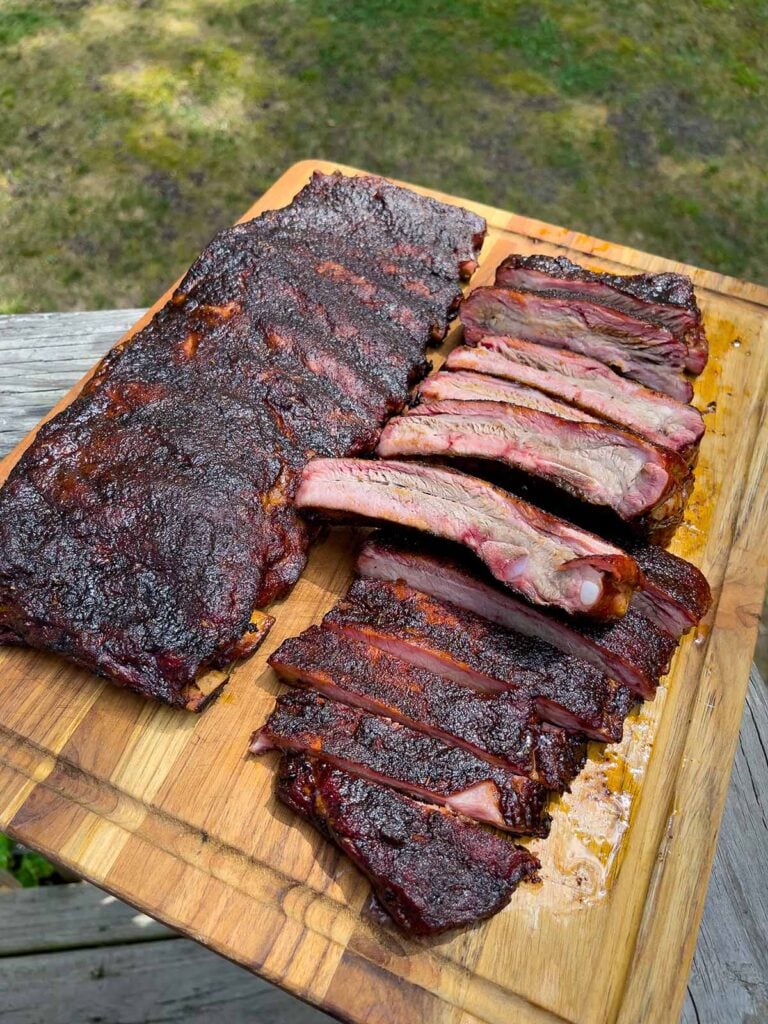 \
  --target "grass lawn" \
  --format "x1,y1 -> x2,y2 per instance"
0,0 -> 766,314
